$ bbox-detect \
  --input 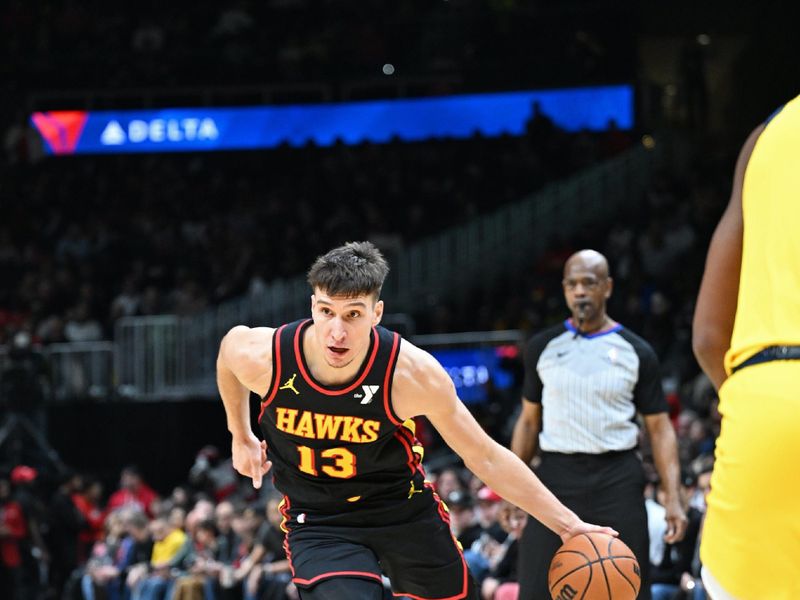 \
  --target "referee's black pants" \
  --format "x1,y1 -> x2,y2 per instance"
517,450 -> 651,600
